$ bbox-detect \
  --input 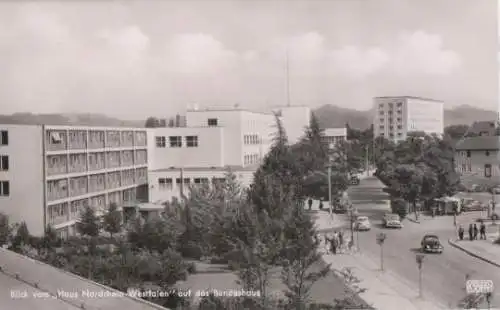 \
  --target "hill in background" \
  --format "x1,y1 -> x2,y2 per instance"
0,104 -> 495,129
